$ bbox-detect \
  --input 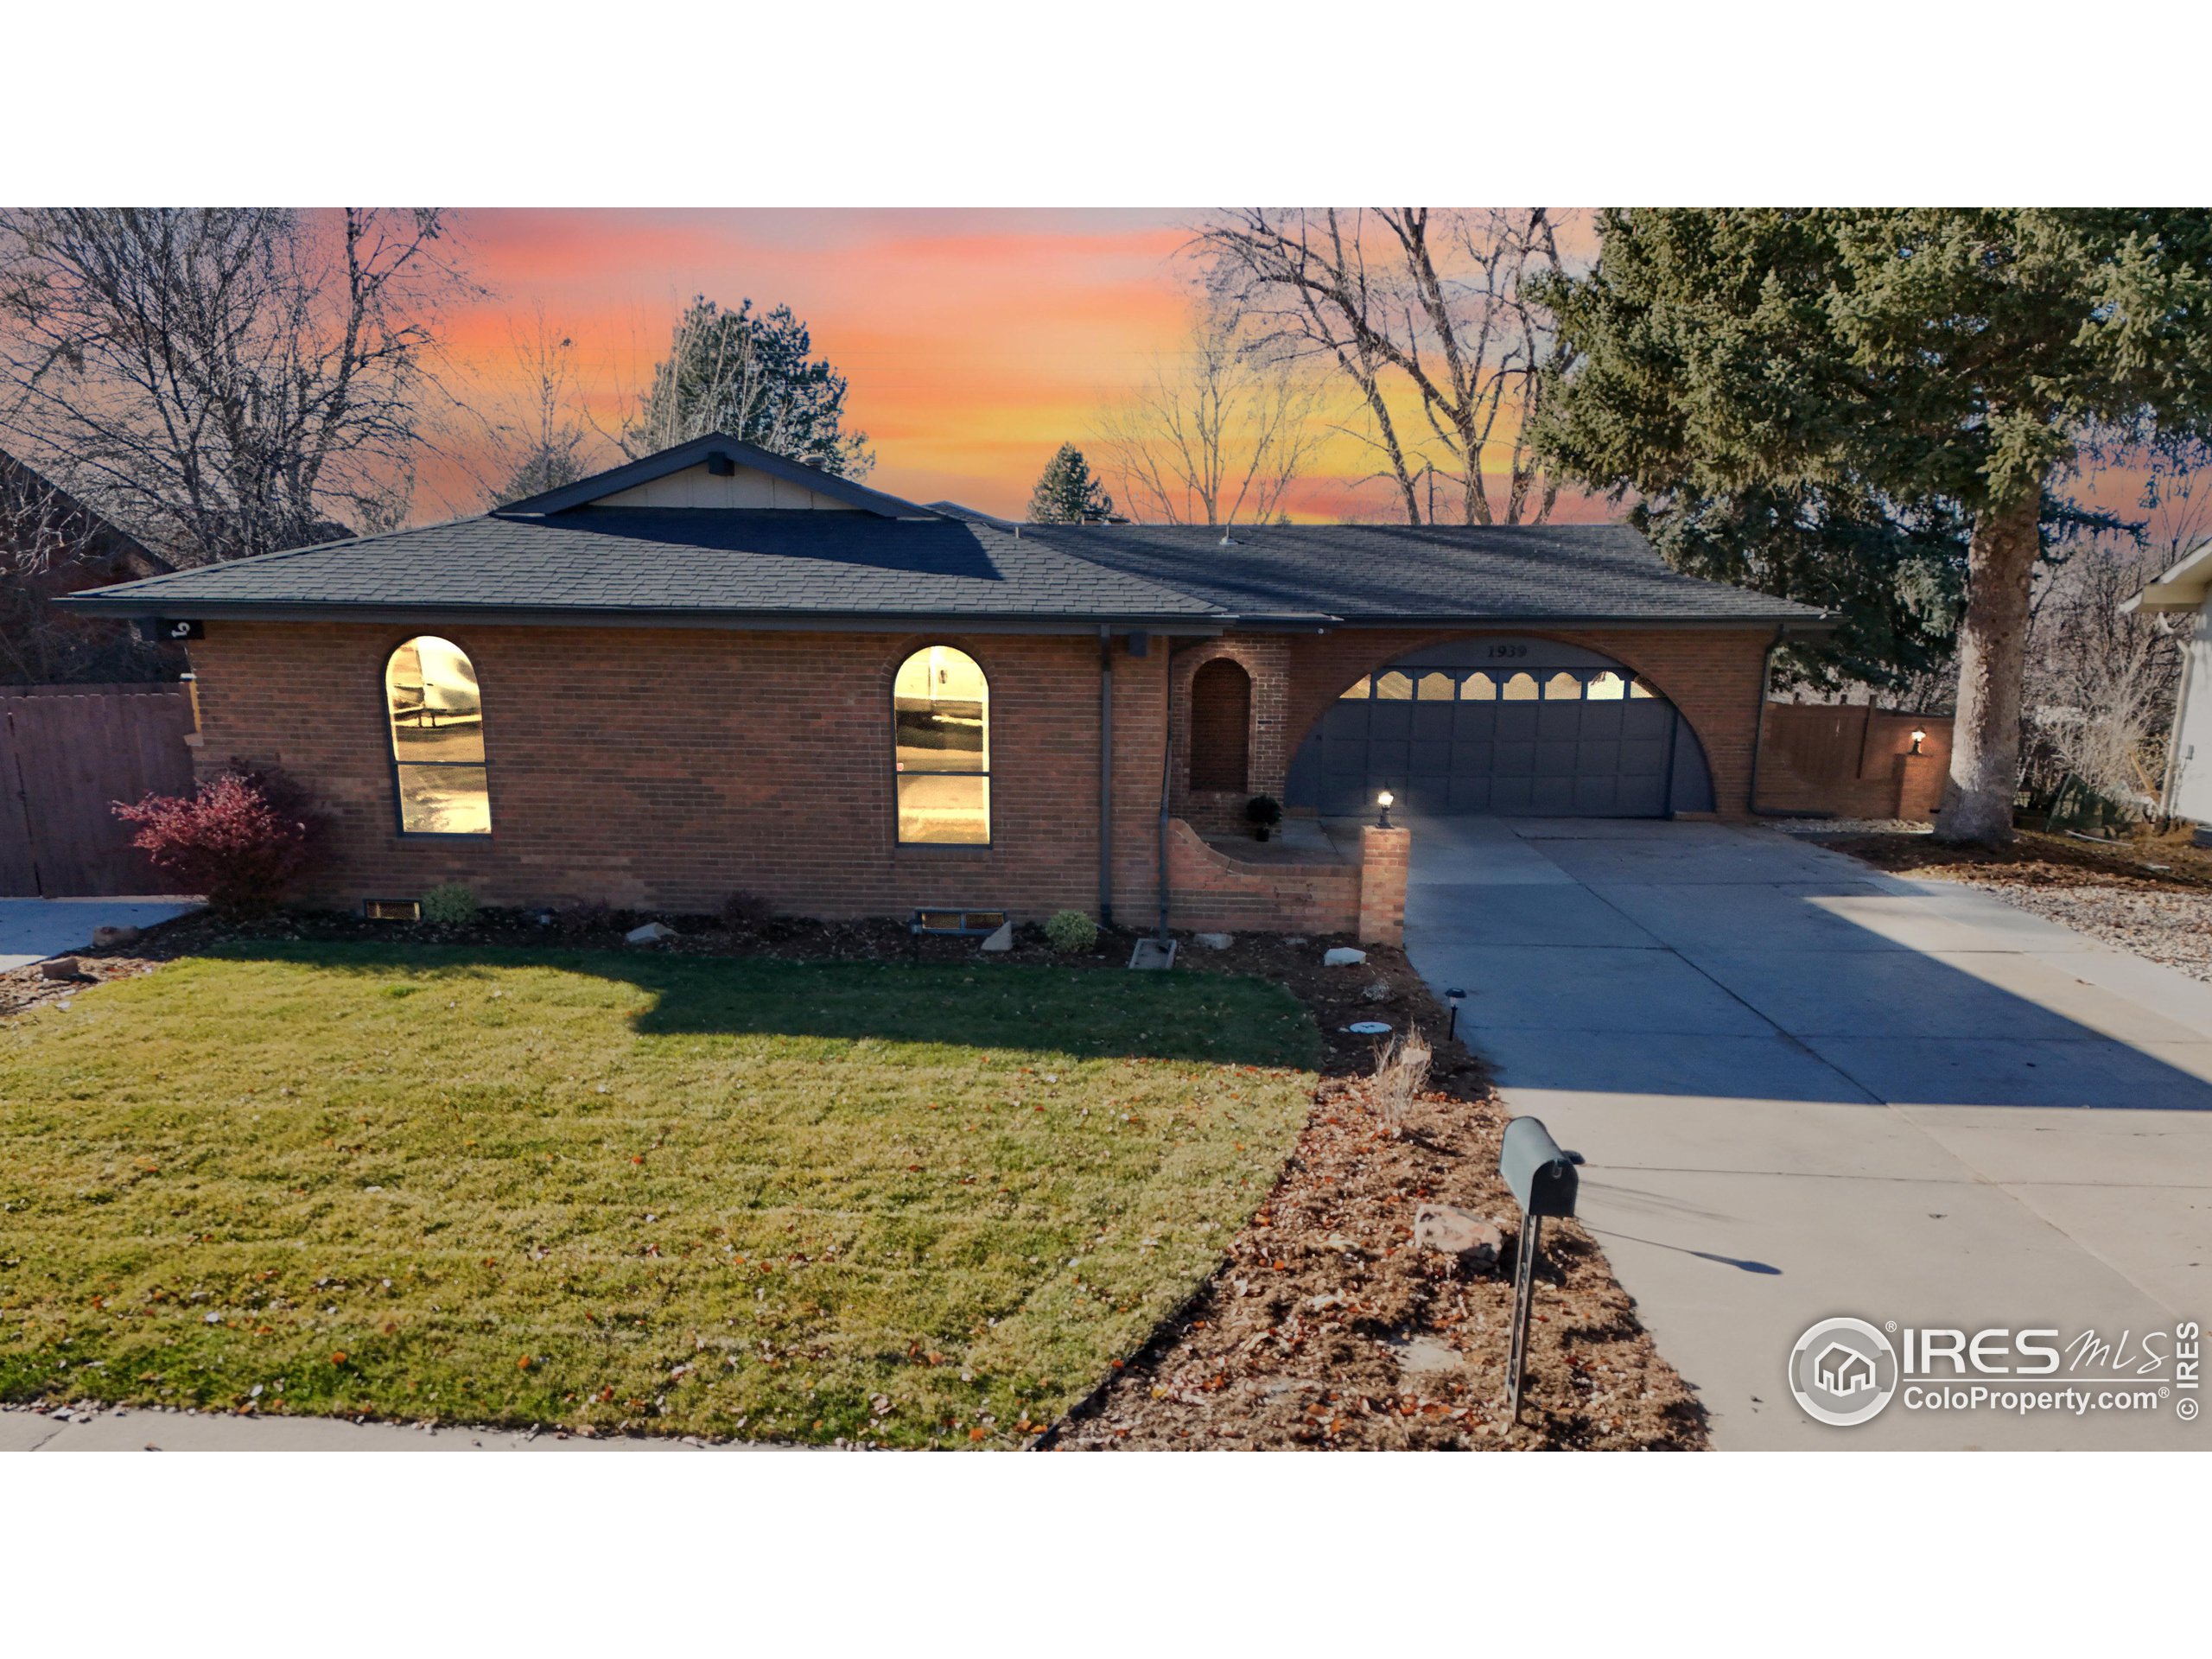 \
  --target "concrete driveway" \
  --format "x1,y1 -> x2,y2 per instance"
0,897 -> 197,971
1394,814 -> 2212,1450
